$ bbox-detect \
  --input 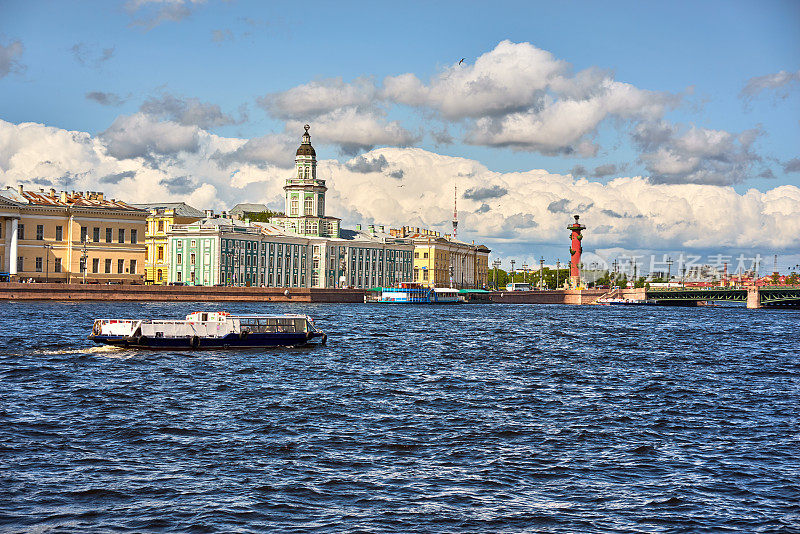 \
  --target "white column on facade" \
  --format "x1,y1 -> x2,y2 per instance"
2,218 -> 8,272
9,218 -> 19,275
